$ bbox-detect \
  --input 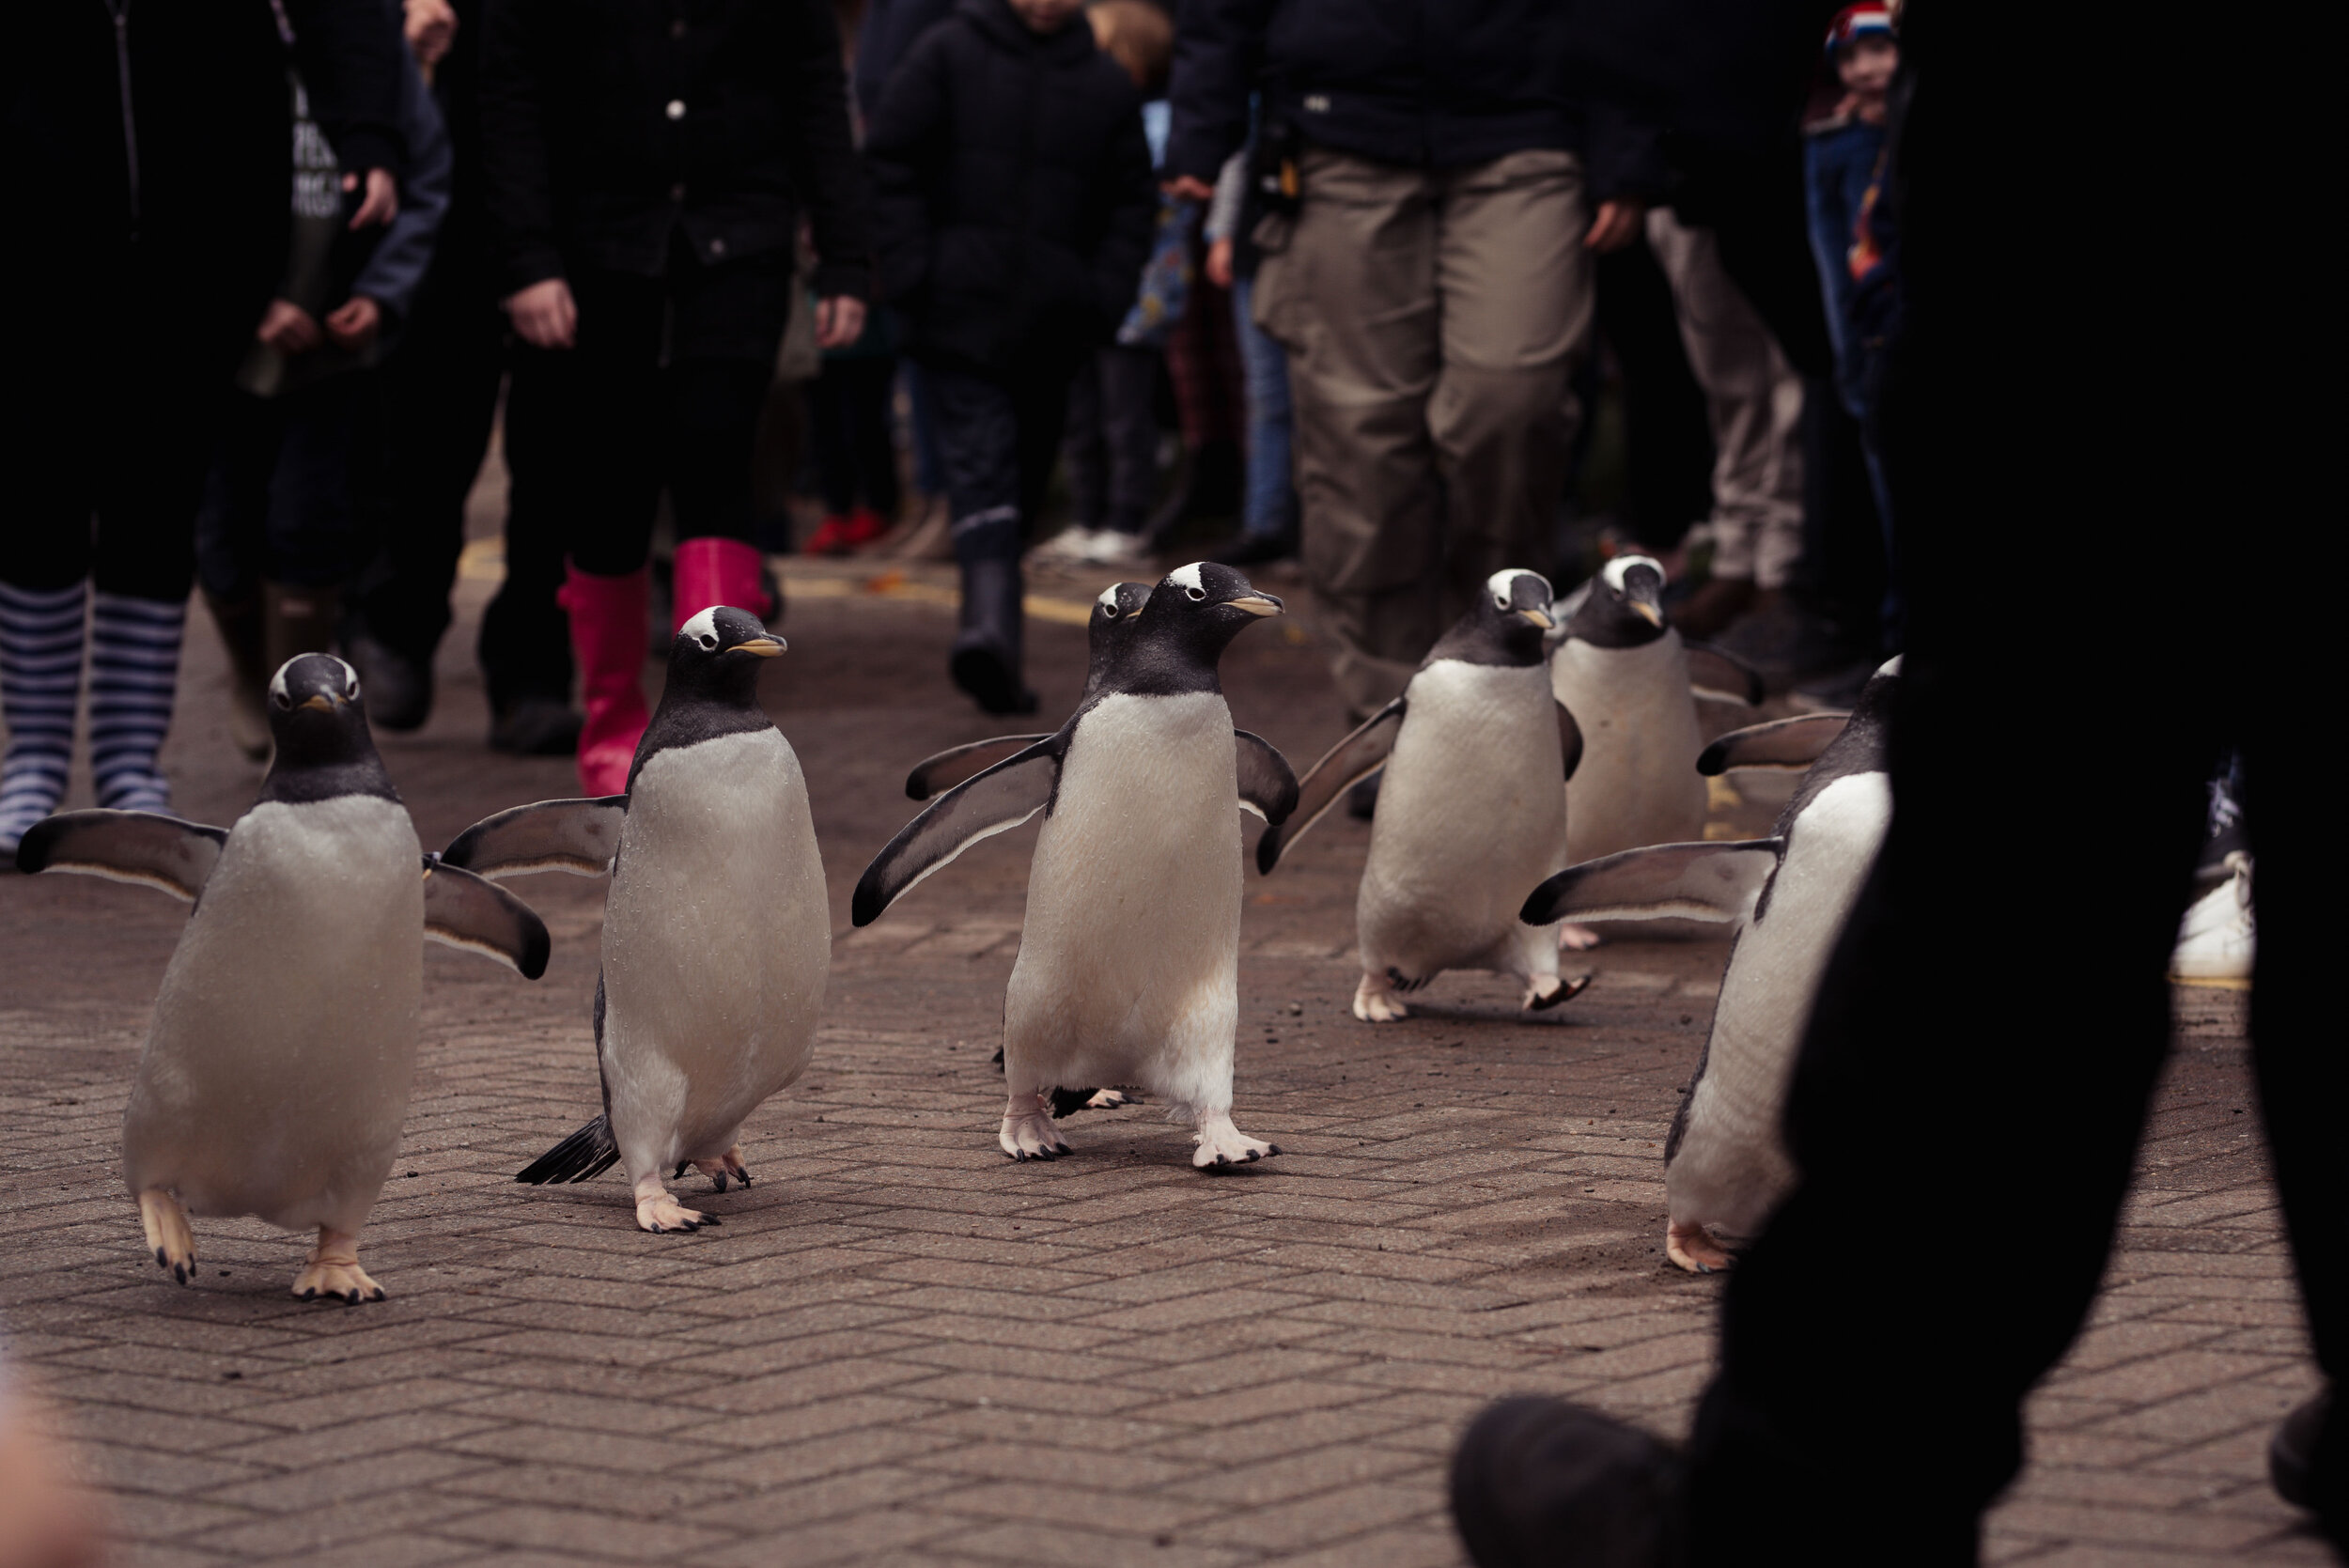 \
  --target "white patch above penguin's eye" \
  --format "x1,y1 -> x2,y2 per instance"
678,607 -> 723,648
1601,553 -> 1664,594
1168,562 -> 1206,593
1096,584 -> 1121,611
